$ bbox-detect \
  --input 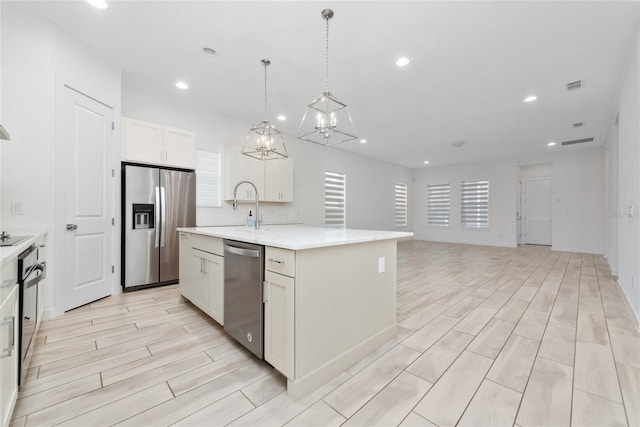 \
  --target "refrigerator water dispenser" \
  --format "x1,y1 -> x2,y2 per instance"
132,204 -> 154,229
